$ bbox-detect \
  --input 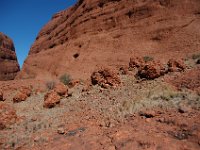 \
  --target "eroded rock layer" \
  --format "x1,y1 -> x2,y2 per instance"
0,32 -> 20,80
17,0 -> 200,80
